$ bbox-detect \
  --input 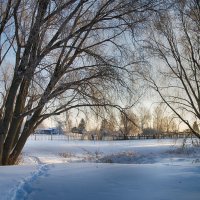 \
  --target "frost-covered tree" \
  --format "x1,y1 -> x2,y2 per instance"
143,0 -> 200,138
0,0 -> 157,165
